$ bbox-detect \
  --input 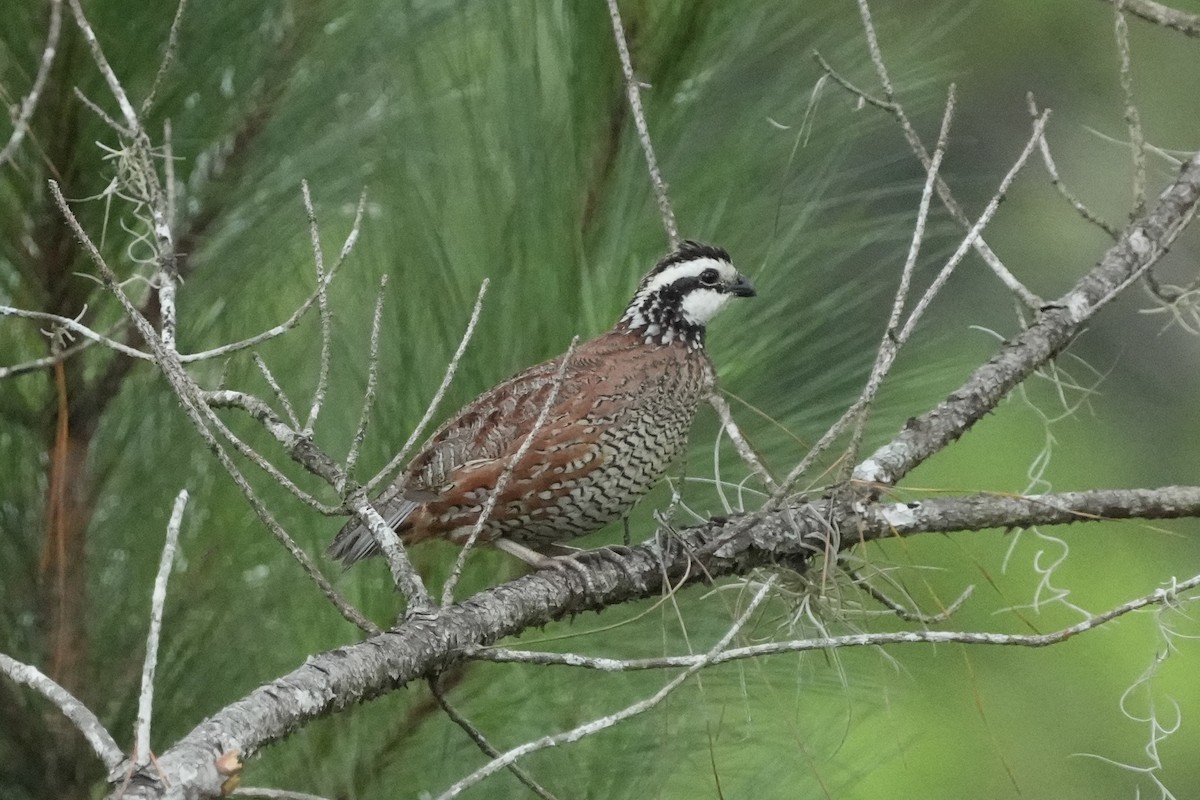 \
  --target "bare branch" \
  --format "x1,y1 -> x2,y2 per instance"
201,390 -> 341,514
0,332 -> 101,380
1097,0 -> 1200,36
112,477 -> 1200,800
343,276 -> 388,487
301,182 -> 332,435
0,0 -> 62,166
433,577 -> 777,800
73,86 -> 129,135
345,493 -> 432,614
604,0 -> 679,246
139,0 -> 188,116
135,489 -> 188,766
855,151 -> 1200,486
472,572 -> 1199,672
0,305 -> 152,361
429,677 -> 560,800
177,264 -> 339,362
232,789 -> 332,800
0,653 -> 123,771
840,84 -> 958,475
67,0 -> 142,134
708,389 -> 779,493
1027,93 -> 1120,238
896,111 -> 1049,344
1113,2 -> 1148,217
253,354 -> 301,429
843,567 -> 974,624
50,180 -> 379,635
365,279 -> 489,494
